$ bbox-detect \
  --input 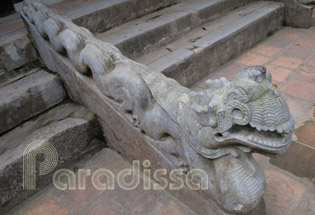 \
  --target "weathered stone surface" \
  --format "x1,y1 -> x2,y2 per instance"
0,61 -> 41,87
264,0 -> 314,28
0,32 -> 38,72
21,2 -> 294,214
68,0 -> 180,33
145,1 -> 284,87
97,0 -> 251,59
0,102 -> 105,211
1,0 -> 178,77
0,70 -> 66,134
